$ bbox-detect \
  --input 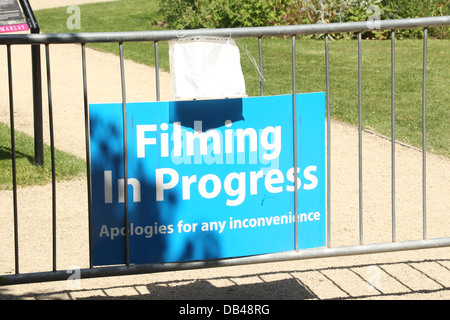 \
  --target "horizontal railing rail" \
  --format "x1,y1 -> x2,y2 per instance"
0,16 -> 449,44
